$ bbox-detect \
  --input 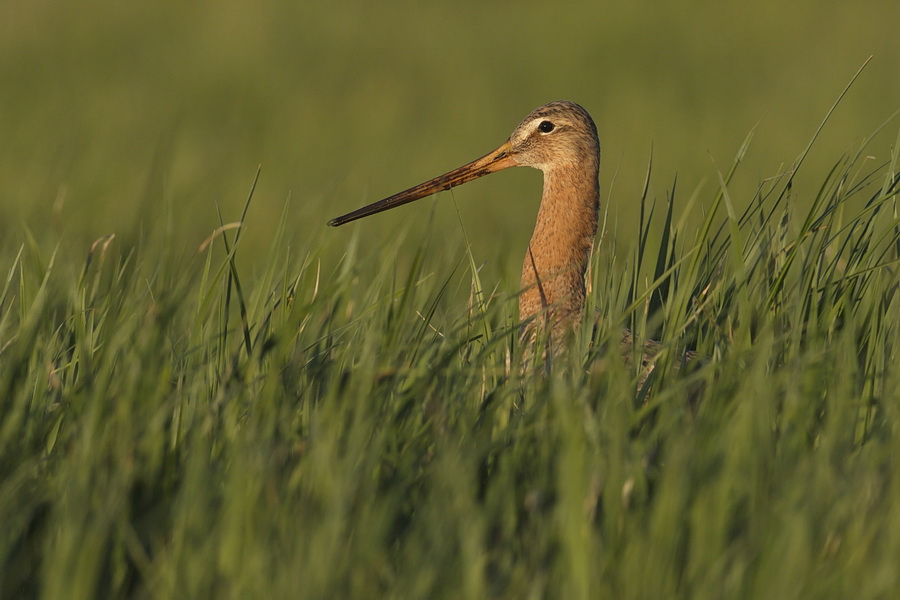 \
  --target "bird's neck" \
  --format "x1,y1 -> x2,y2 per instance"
519,161 -> 600,335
